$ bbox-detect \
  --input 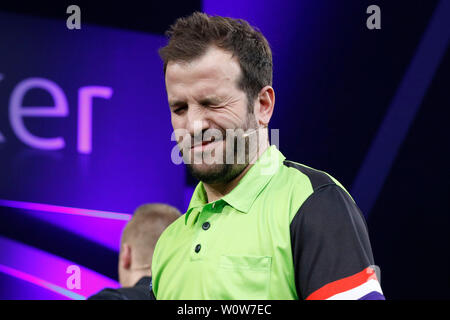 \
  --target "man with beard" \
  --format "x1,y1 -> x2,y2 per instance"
151,12 -> 384,300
